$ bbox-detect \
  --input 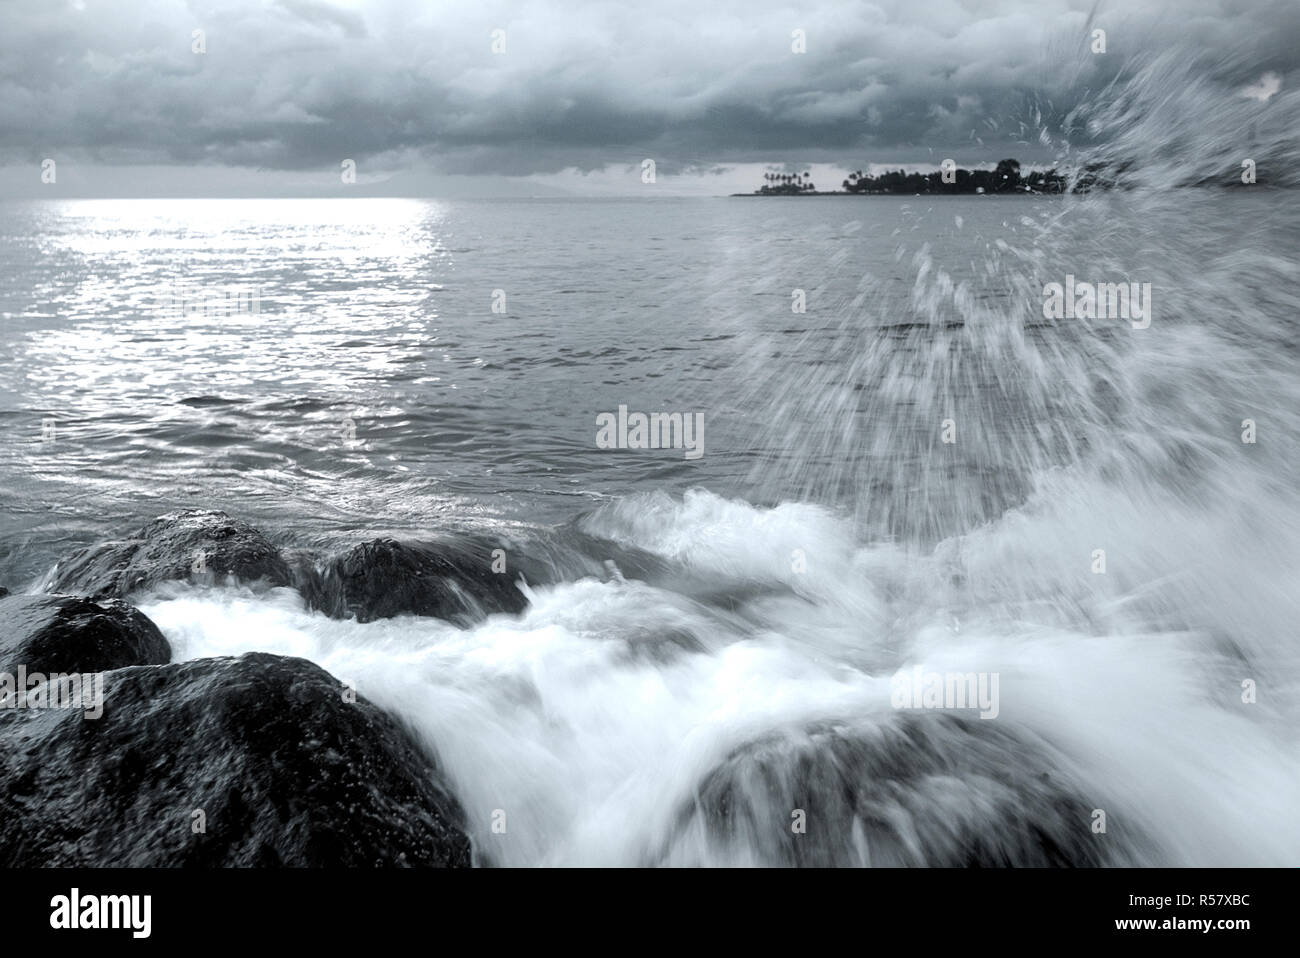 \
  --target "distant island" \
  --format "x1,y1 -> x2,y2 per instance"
737,159 -> 1079,196
734,159 -> 1276,195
